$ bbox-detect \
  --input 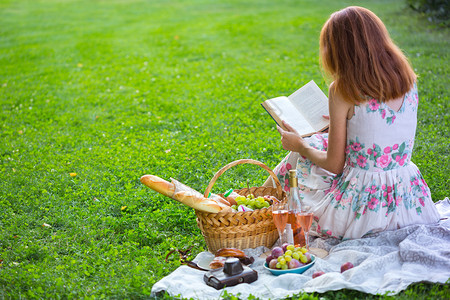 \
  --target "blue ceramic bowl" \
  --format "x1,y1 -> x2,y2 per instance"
264,254 -> 316,276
